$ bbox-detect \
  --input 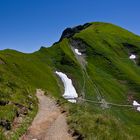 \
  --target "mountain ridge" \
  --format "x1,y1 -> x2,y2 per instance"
1,22 -> 140,140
